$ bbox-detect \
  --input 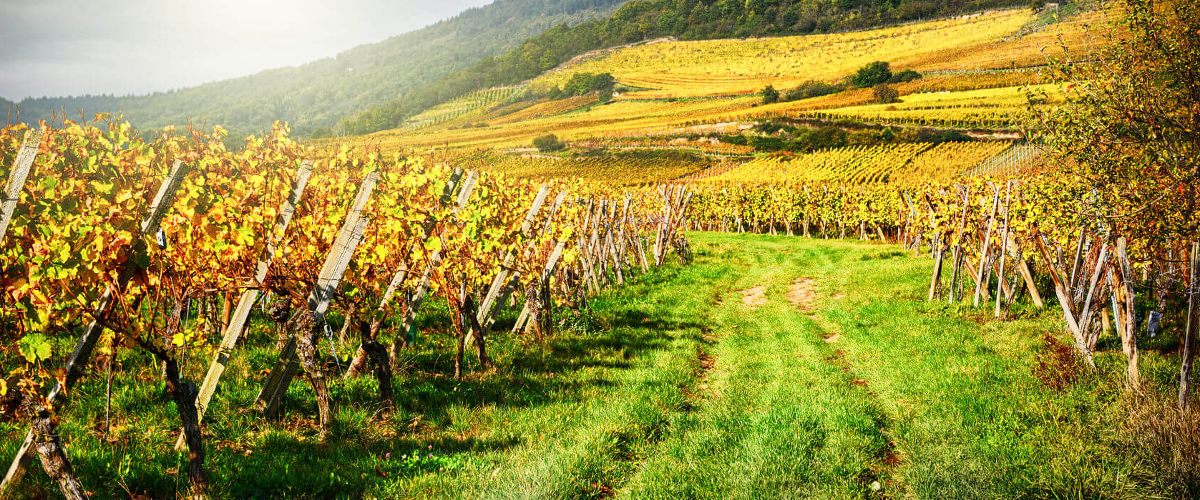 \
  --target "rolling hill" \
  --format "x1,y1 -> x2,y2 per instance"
5,0 -> 631,142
